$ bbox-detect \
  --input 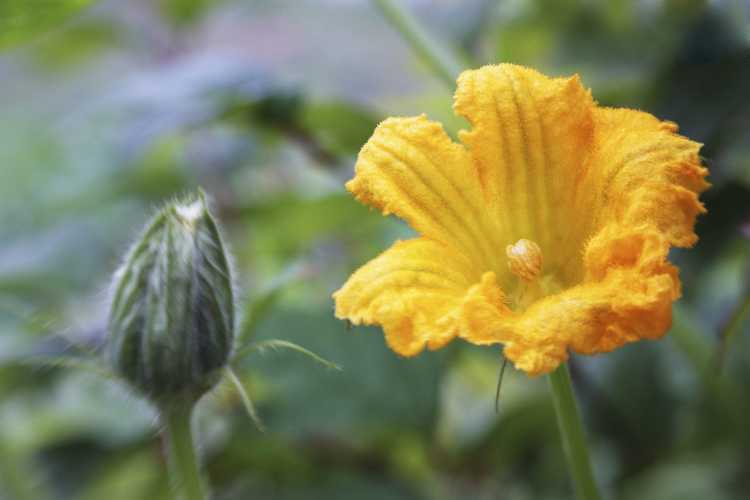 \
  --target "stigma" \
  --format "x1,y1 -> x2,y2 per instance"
506,239 -> 543,282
